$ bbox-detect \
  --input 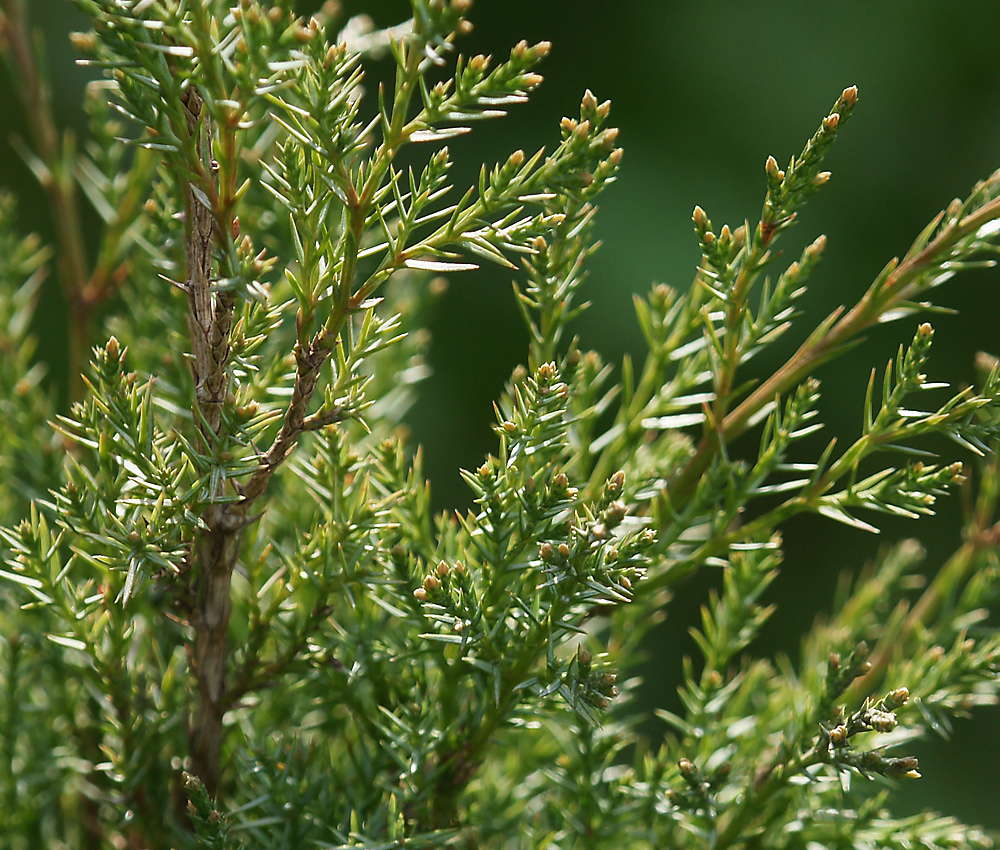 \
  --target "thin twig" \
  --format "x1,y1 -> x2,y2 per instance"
181,88 -> 231,441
